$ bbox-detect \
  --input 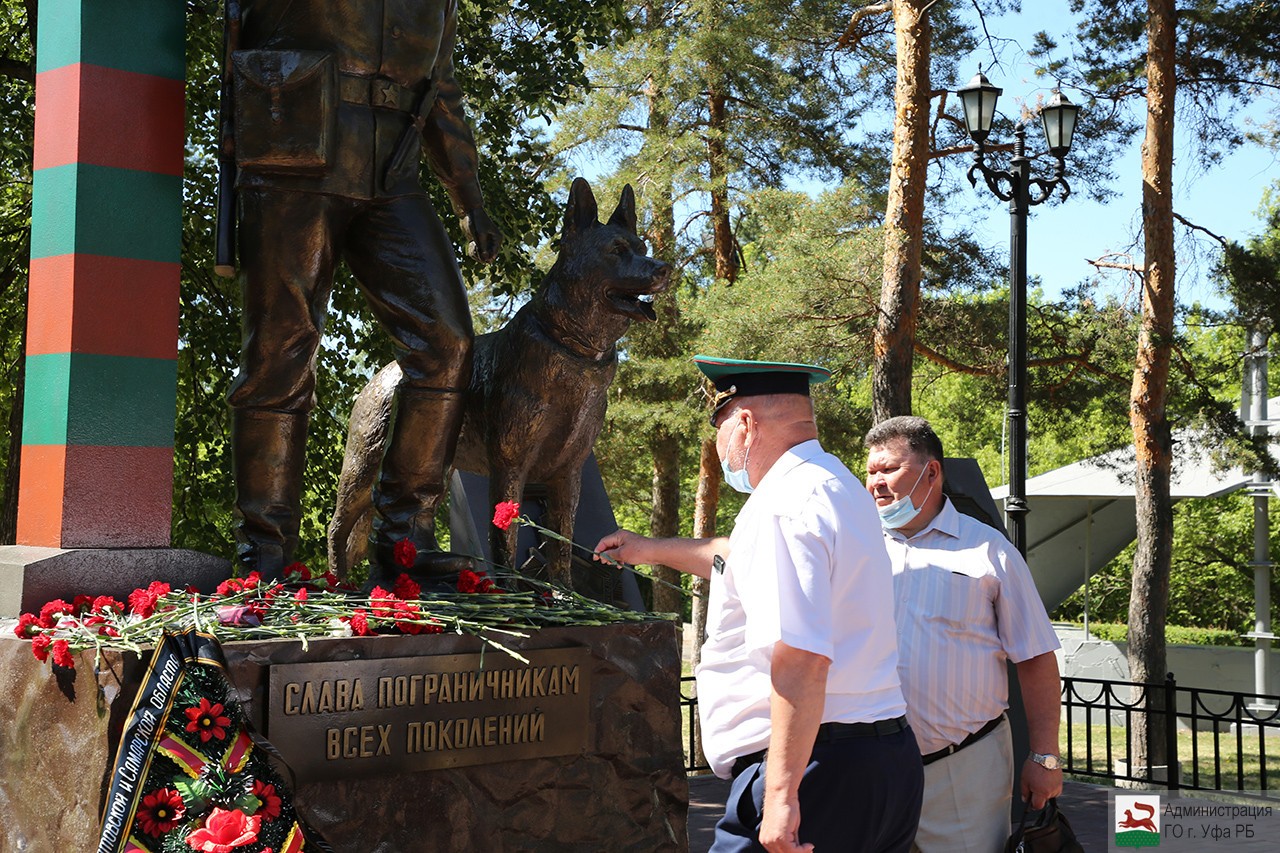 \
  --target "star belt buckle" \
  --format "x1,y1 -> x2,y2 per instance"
374,79 -> 397,108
